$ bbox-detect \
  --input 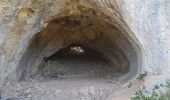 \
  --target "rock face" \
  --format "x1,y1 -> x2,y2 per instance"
0,0 -> 169,99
